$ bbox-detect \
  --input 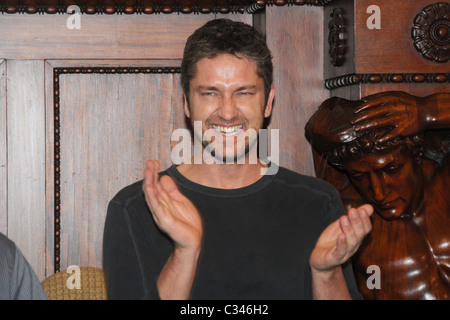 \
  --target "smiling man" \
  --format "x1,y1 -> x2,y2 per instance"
179,52 -> 274,185
103,19 -> 372,300
187,53 -> 272,166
